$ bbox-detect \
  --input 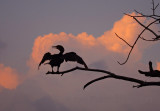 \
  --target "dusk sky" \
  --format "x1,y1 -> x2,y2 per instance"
0,0 -> 160,111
